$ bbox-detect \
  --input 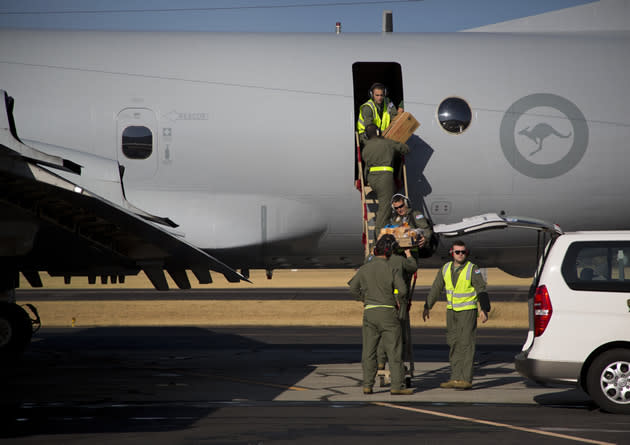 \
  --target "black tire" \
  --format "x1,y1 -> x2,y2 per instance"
0,302 -> 32,359
586,349 -> 630,414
